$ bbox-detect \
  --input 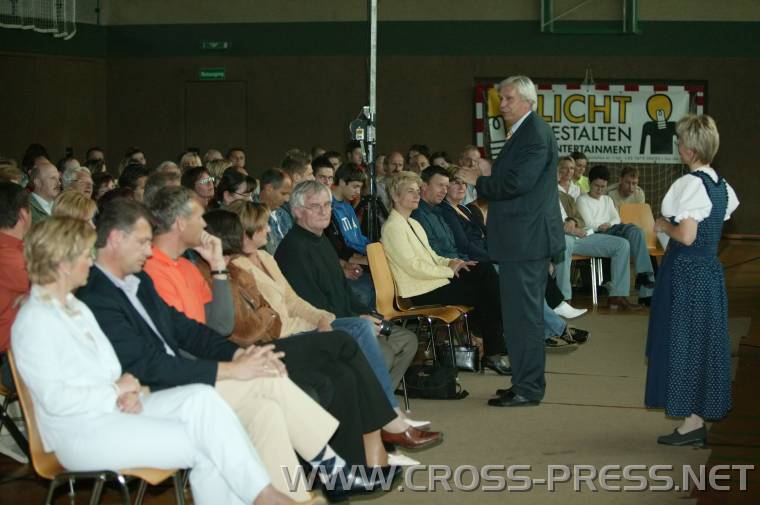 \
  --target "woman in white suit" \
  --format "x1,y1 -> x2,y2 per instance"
11,216 -> 322,505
